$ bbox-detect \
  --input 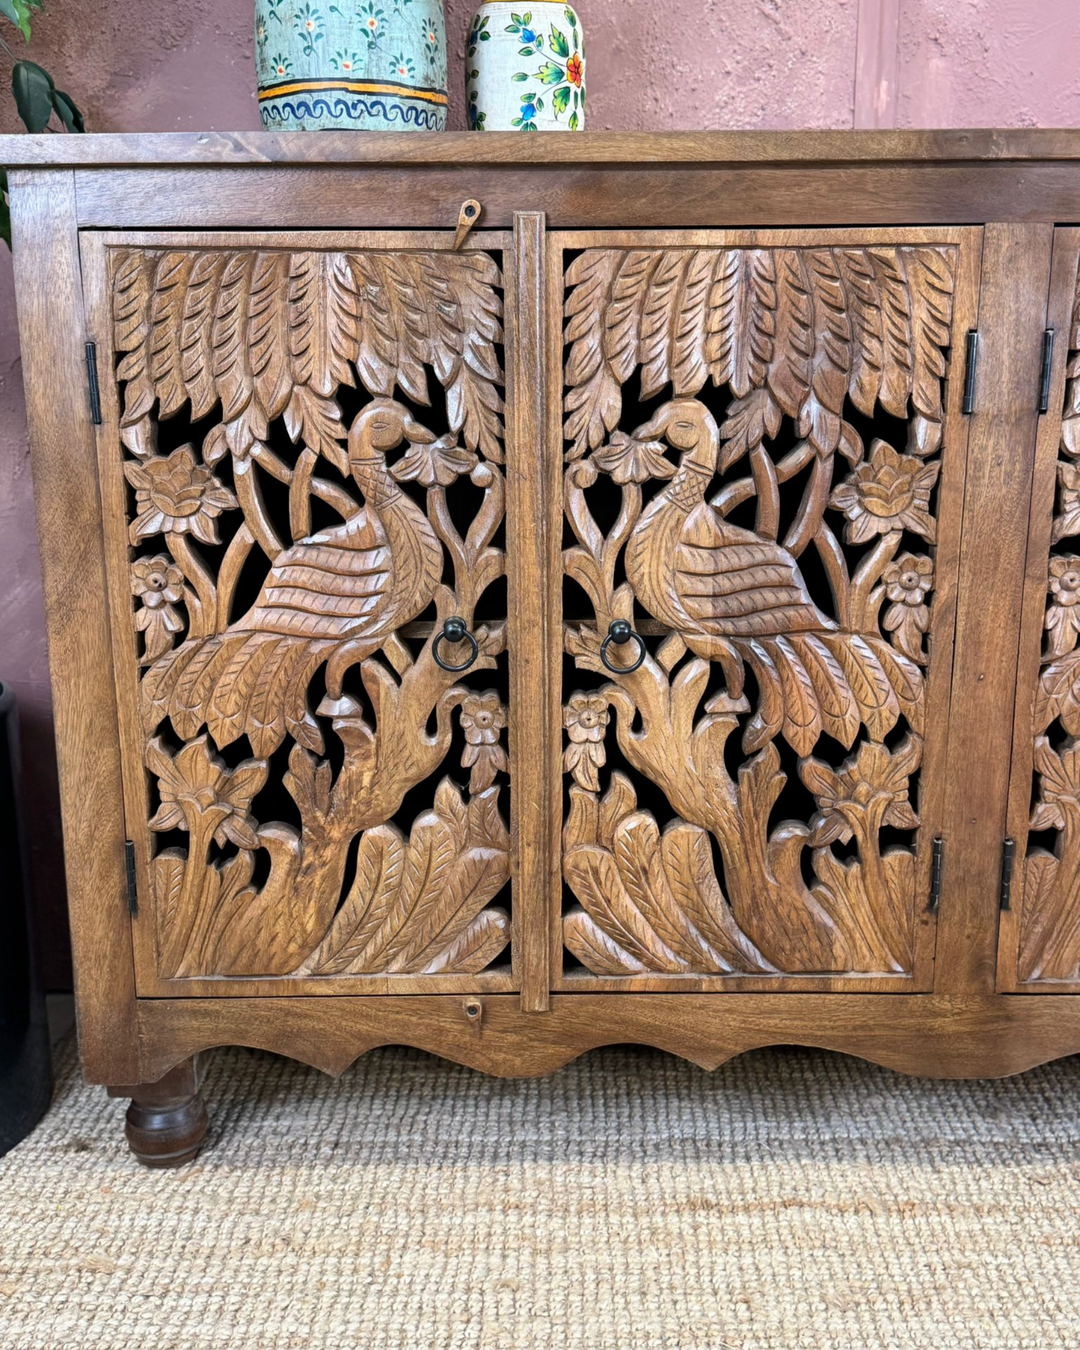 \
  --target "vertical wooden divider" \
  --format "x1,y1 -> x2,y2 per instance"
935,223 -> 1054,994
506,212 -> 558,1011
